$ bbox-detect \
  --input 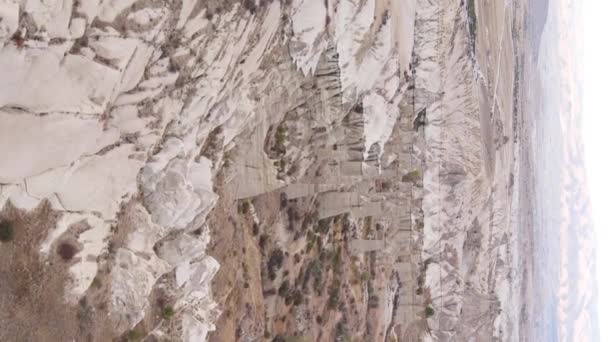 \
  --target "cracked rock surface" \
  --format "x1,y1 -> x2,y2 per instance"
0,0 -> 532,341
